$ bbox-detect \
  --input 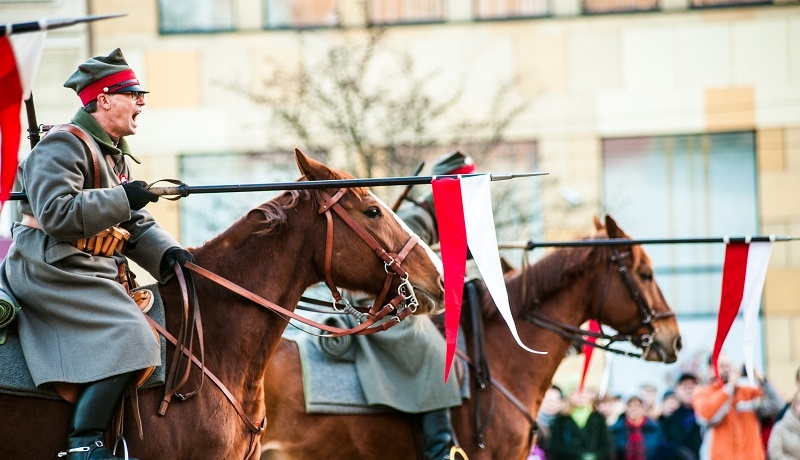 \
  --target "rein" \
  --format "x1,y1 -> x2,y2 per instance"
522,247 -> 675,359
147,187 -> 423,458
